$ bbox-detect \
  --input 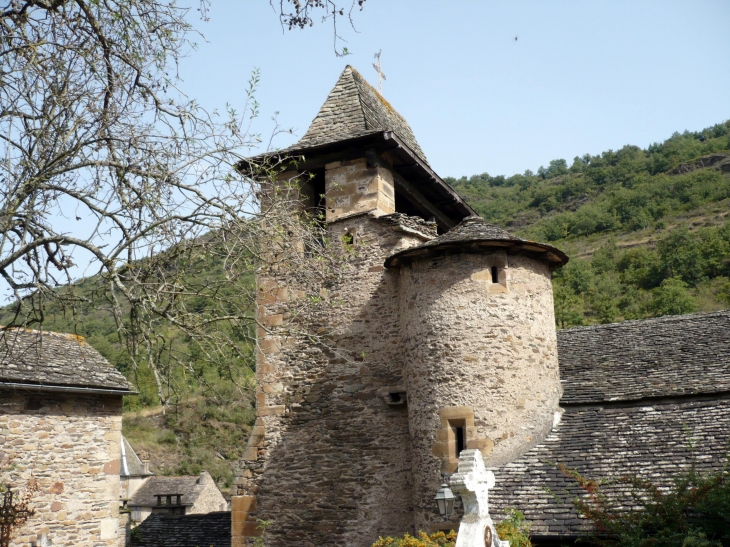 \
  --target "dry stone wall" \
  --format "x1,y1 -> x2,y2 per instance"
398,252 -> 562,530
0,391 -> 123,547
